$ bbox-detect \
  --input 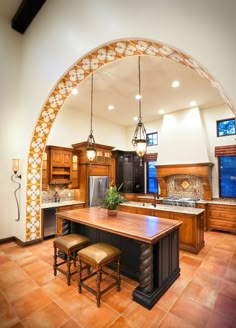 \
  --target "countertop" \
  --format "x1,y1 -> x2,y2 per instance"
41,200 -> 85,209
56,207 -> 182,244
120,201 -> 205,215
136,195 -> 236,206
